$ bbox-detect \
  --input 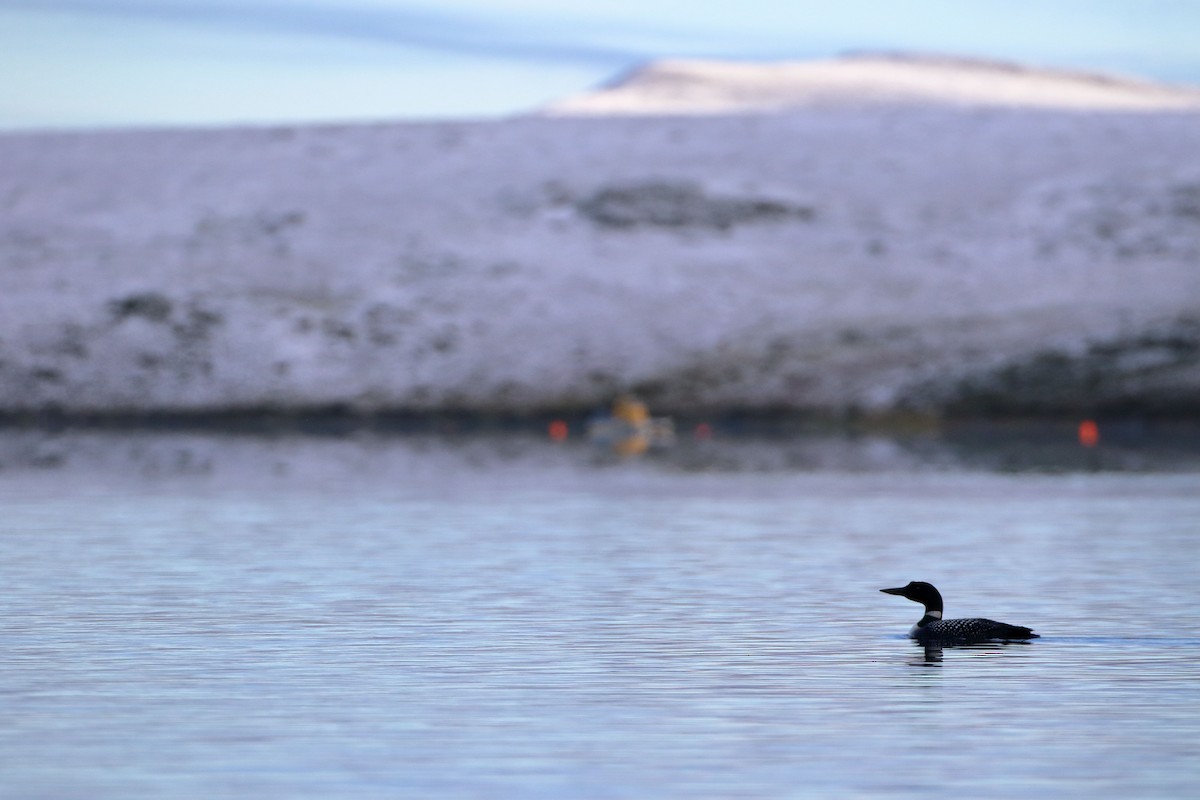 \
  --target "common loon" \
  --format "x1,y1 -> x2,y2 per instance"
881,581 -> 1039,643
